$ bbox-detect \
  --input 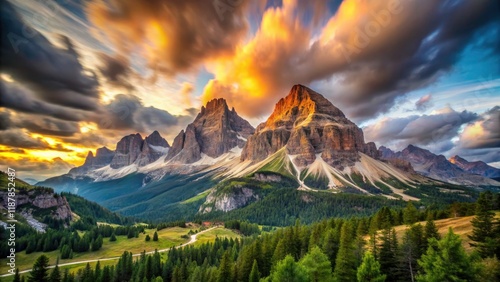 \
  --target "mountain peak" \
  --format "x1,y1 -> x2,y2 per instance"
449,155 -> 466,164
199,98 -> 229,116
166,98 -> 254,163
242,85 -> 378,168
259,85 -> 346,132
145,131 -> 169,147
